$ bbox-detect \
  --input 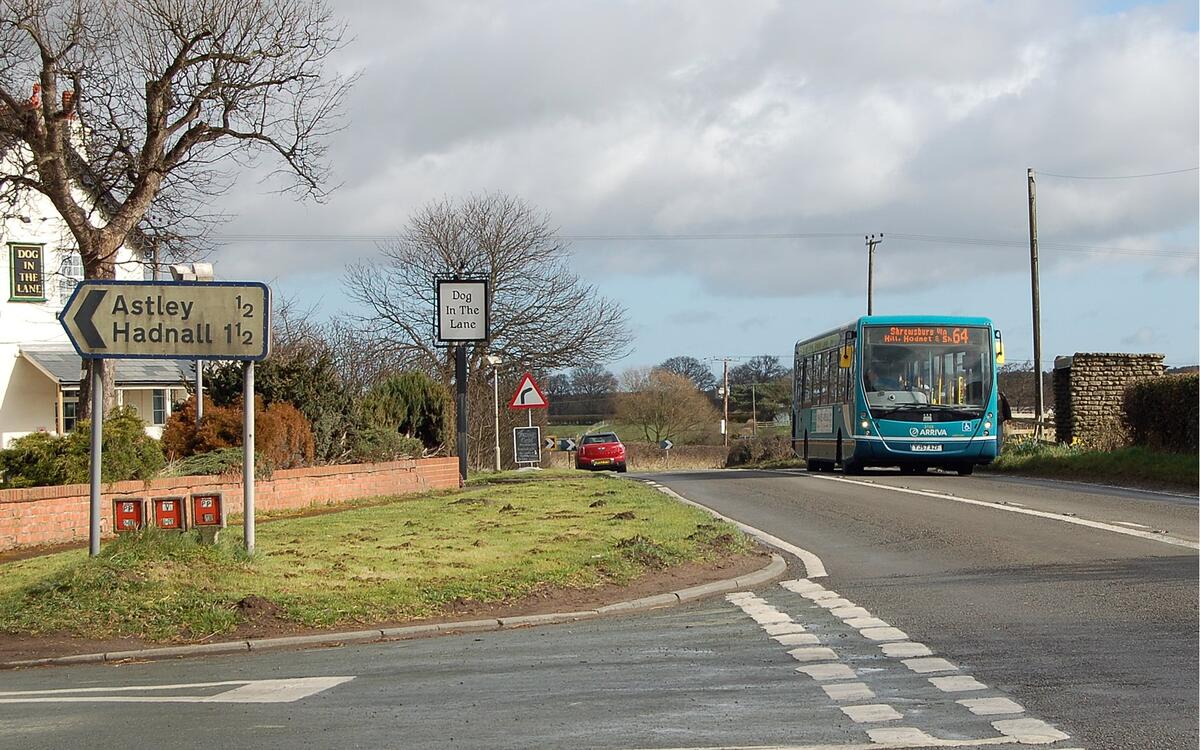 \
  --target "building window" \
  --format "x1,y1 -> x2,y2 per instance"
58,250 -> 83,306
152,389 -> 166,425
61,390 -> 79,432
